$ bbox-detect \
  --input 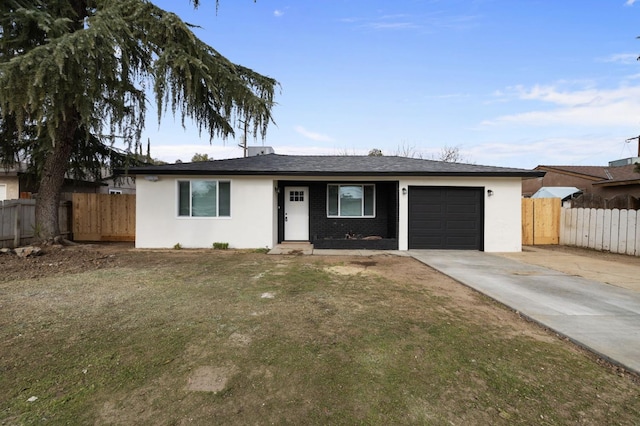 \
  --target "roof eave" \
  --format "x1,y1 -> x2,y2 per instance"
535,166 -> 604,181
118,169 -> 545,178
593,179 -> 640,187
